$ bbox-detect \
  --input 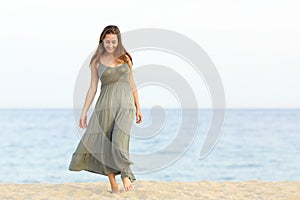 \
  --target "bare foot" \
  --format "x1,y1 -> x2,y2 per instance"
107,173 -> 120,195
122,177 -> 134,192
111,187 -> 121,195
